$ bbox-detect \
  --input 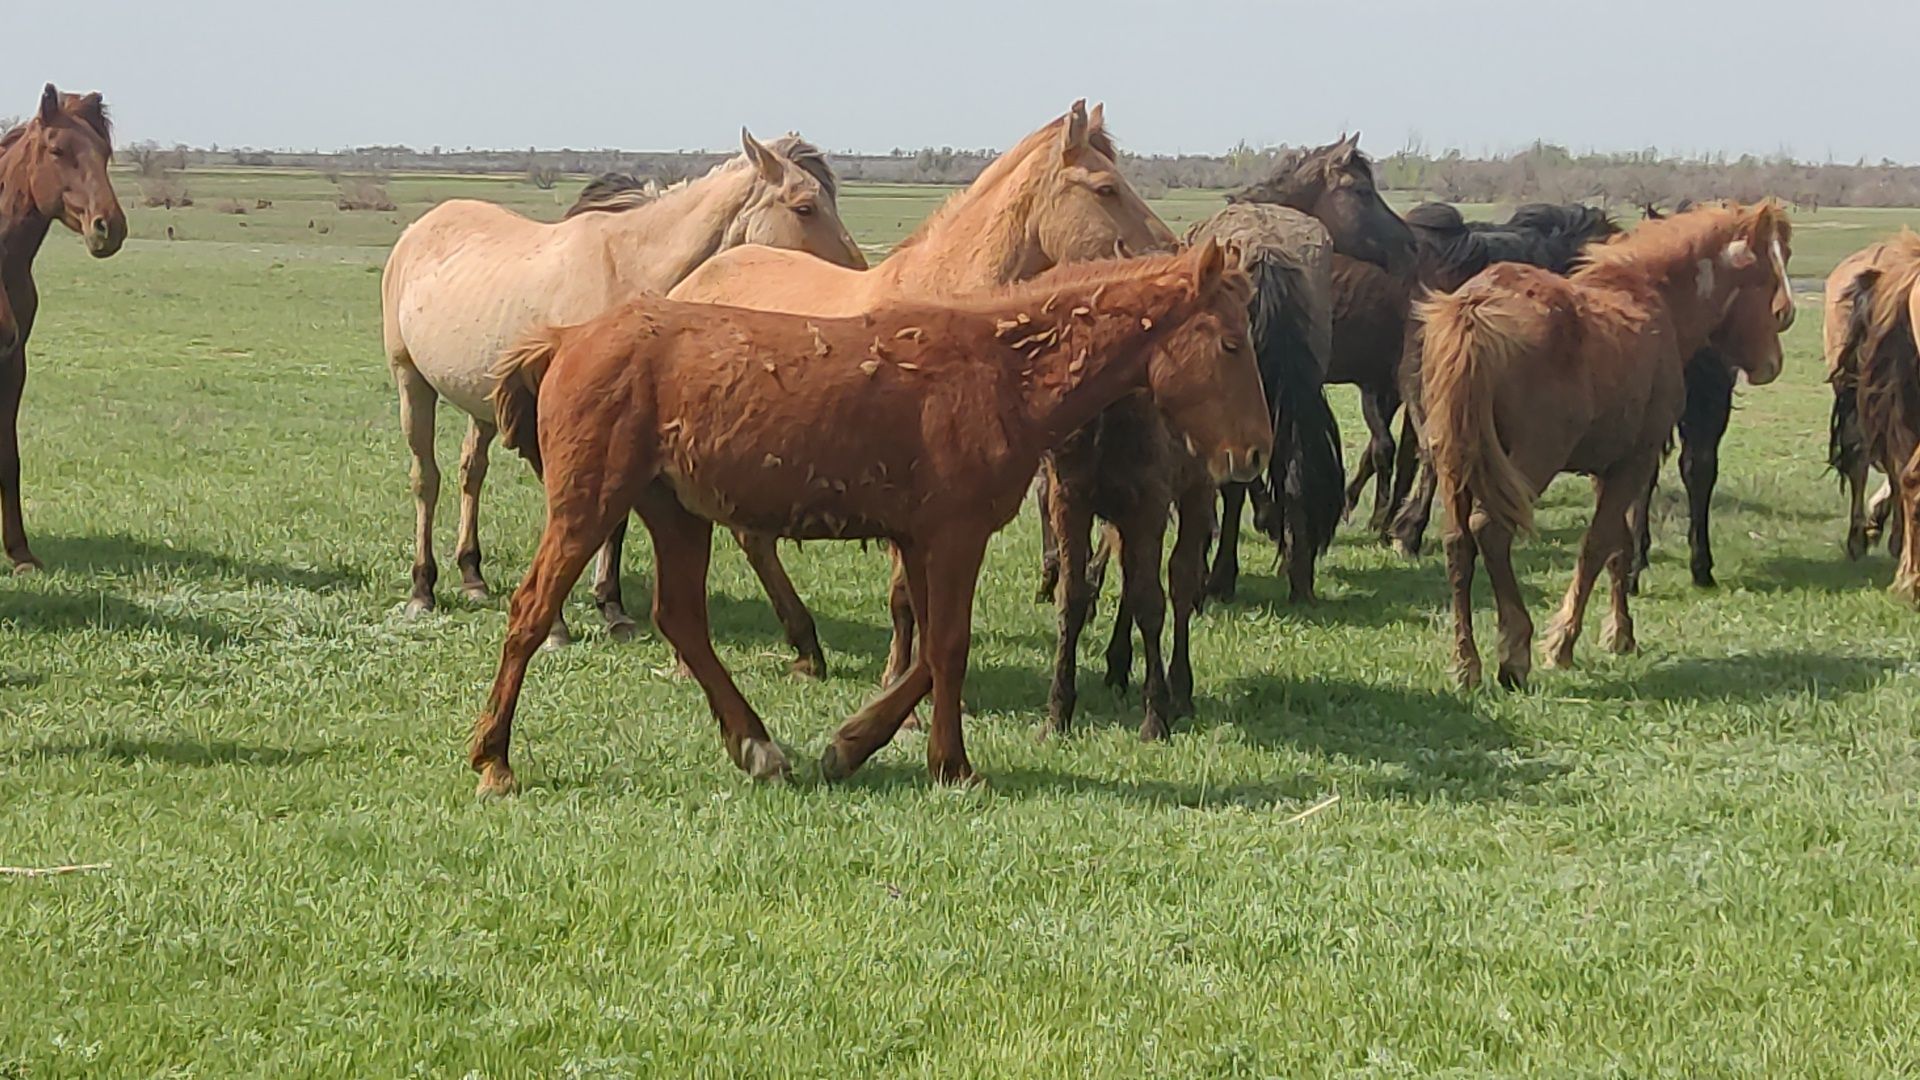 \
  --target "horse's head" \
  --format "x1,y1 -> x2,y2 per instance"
1230,133 -> 1413,280
727,130 -> 866,269
1146,239 -> 1272,484
2,85 -> 126,257
1709,201 -> 1795,386
1024,100 -> 1177,267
